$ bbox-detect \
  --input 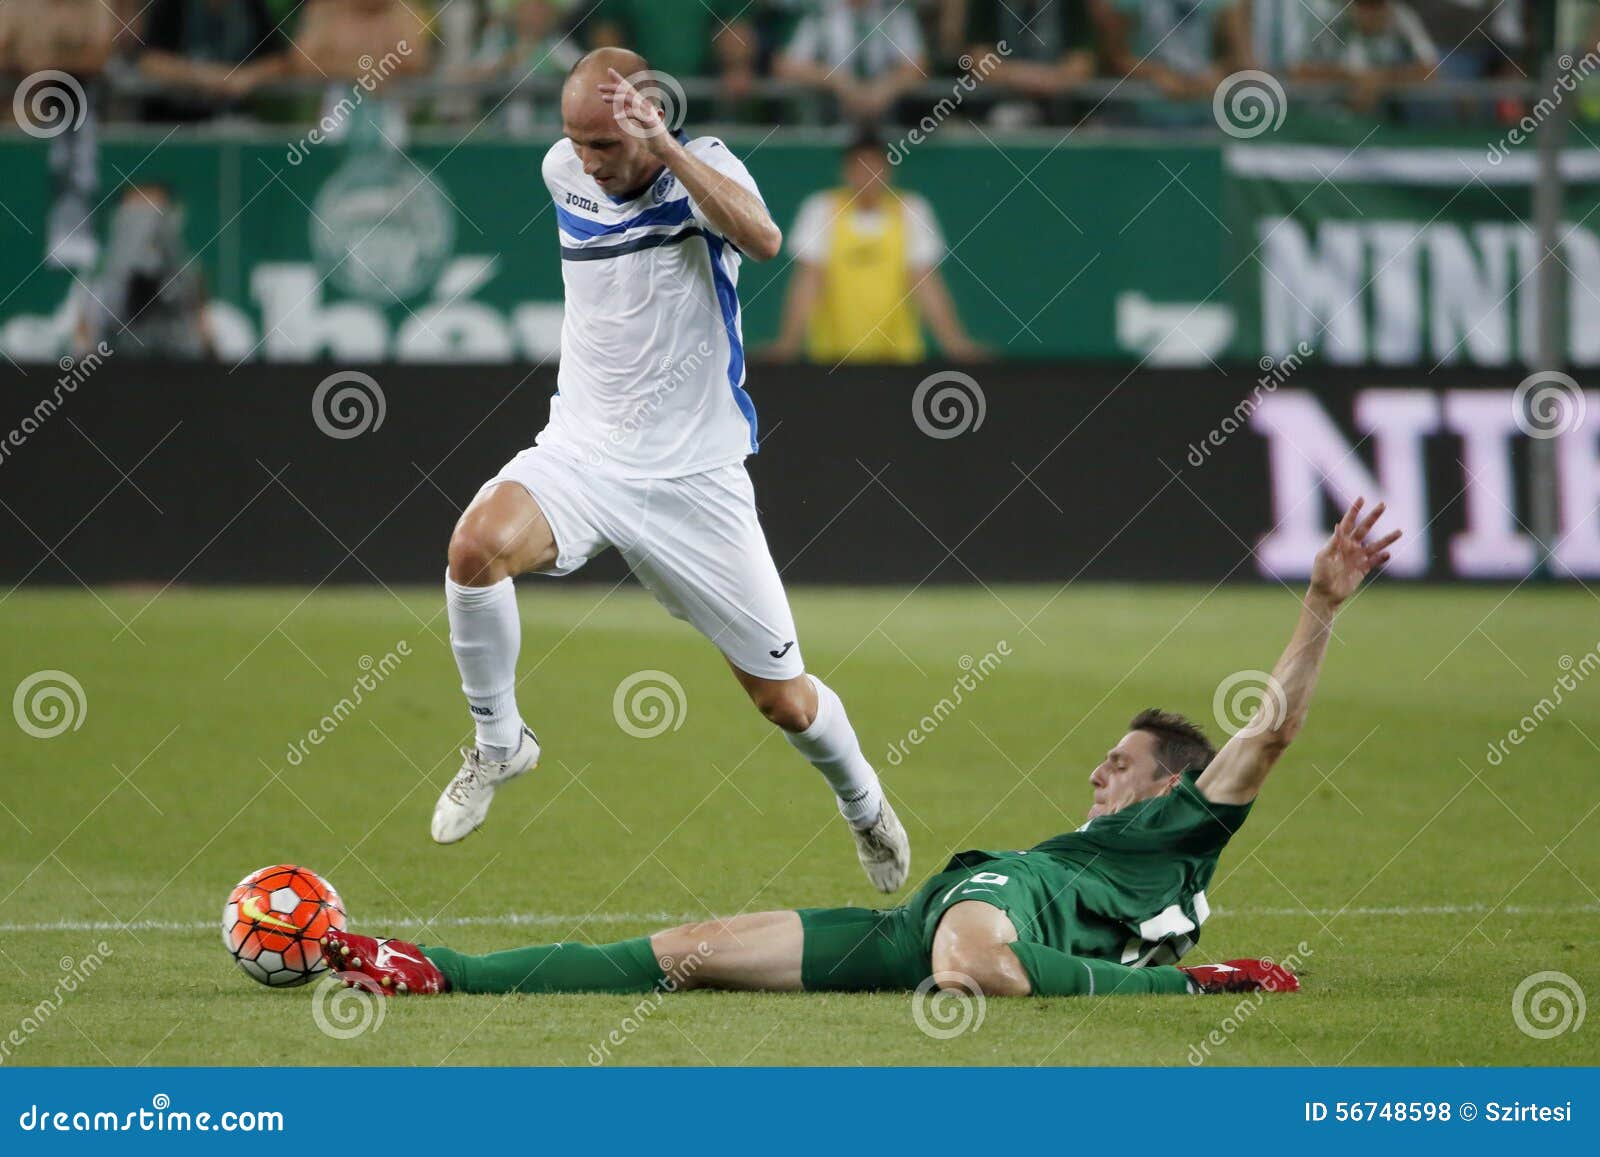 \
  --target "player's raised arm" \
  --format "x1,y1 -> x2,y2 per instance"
598,68 -> 782,261
1195,498 -> 1400,806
